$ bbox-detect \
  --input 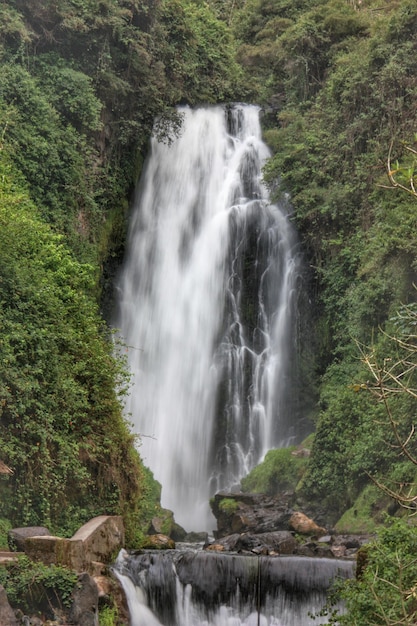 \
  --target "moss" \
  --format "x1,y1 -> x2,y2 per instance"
218,498 -> 239,515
